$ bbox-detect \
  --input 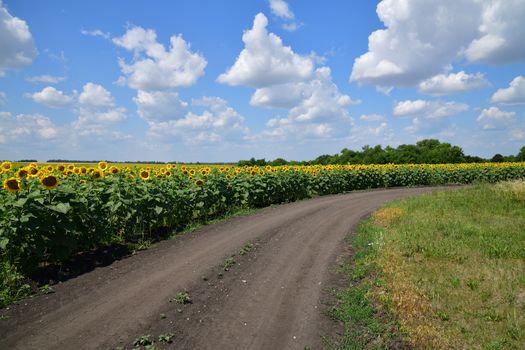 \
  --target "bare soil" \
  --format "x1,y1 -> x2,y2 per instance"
0,187 -> 451,350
